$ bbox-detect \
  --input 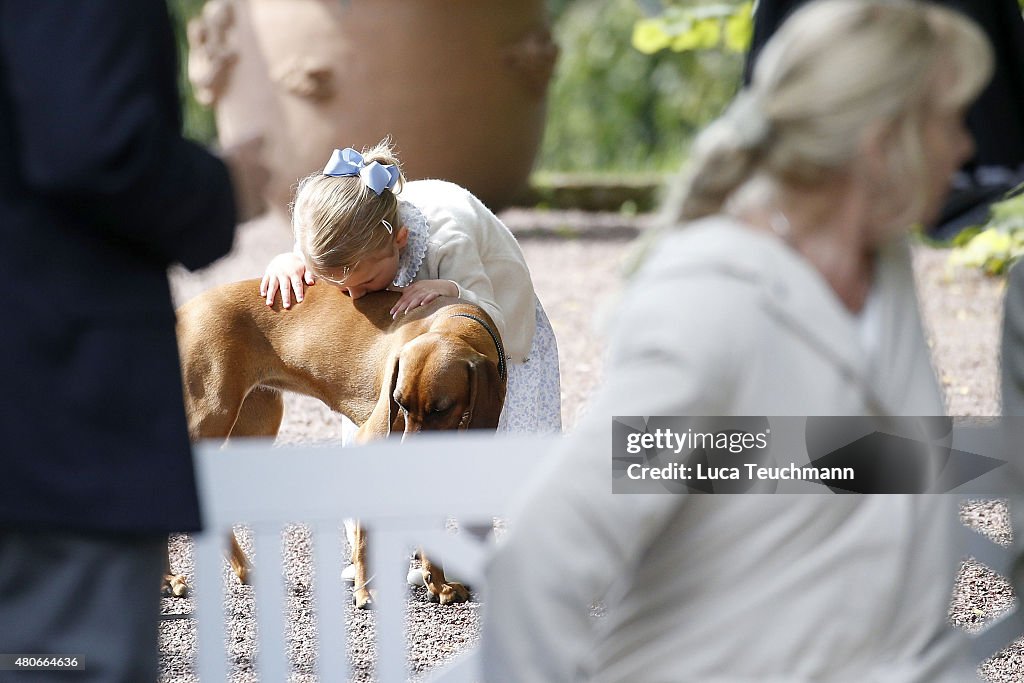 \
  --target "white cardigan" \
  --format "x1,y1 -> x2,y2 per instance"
399,180 -> 538,362
482,218 -> 970,682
